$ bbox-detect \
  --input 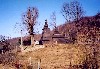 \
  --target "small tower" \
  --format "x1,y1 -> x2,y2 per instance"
41,20 -> 51,44
43,19 -> 48,30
